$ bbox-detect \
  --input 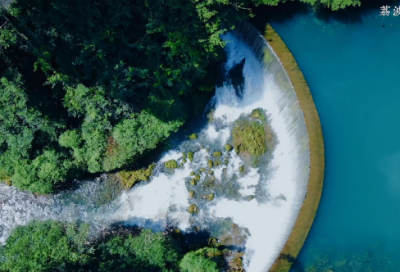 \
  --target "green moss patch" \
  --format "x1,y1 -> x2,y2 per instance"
232,119 -> 267,158
165,160 -> 178,169
188,204 -> 199,214
118,164 -> 156,190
